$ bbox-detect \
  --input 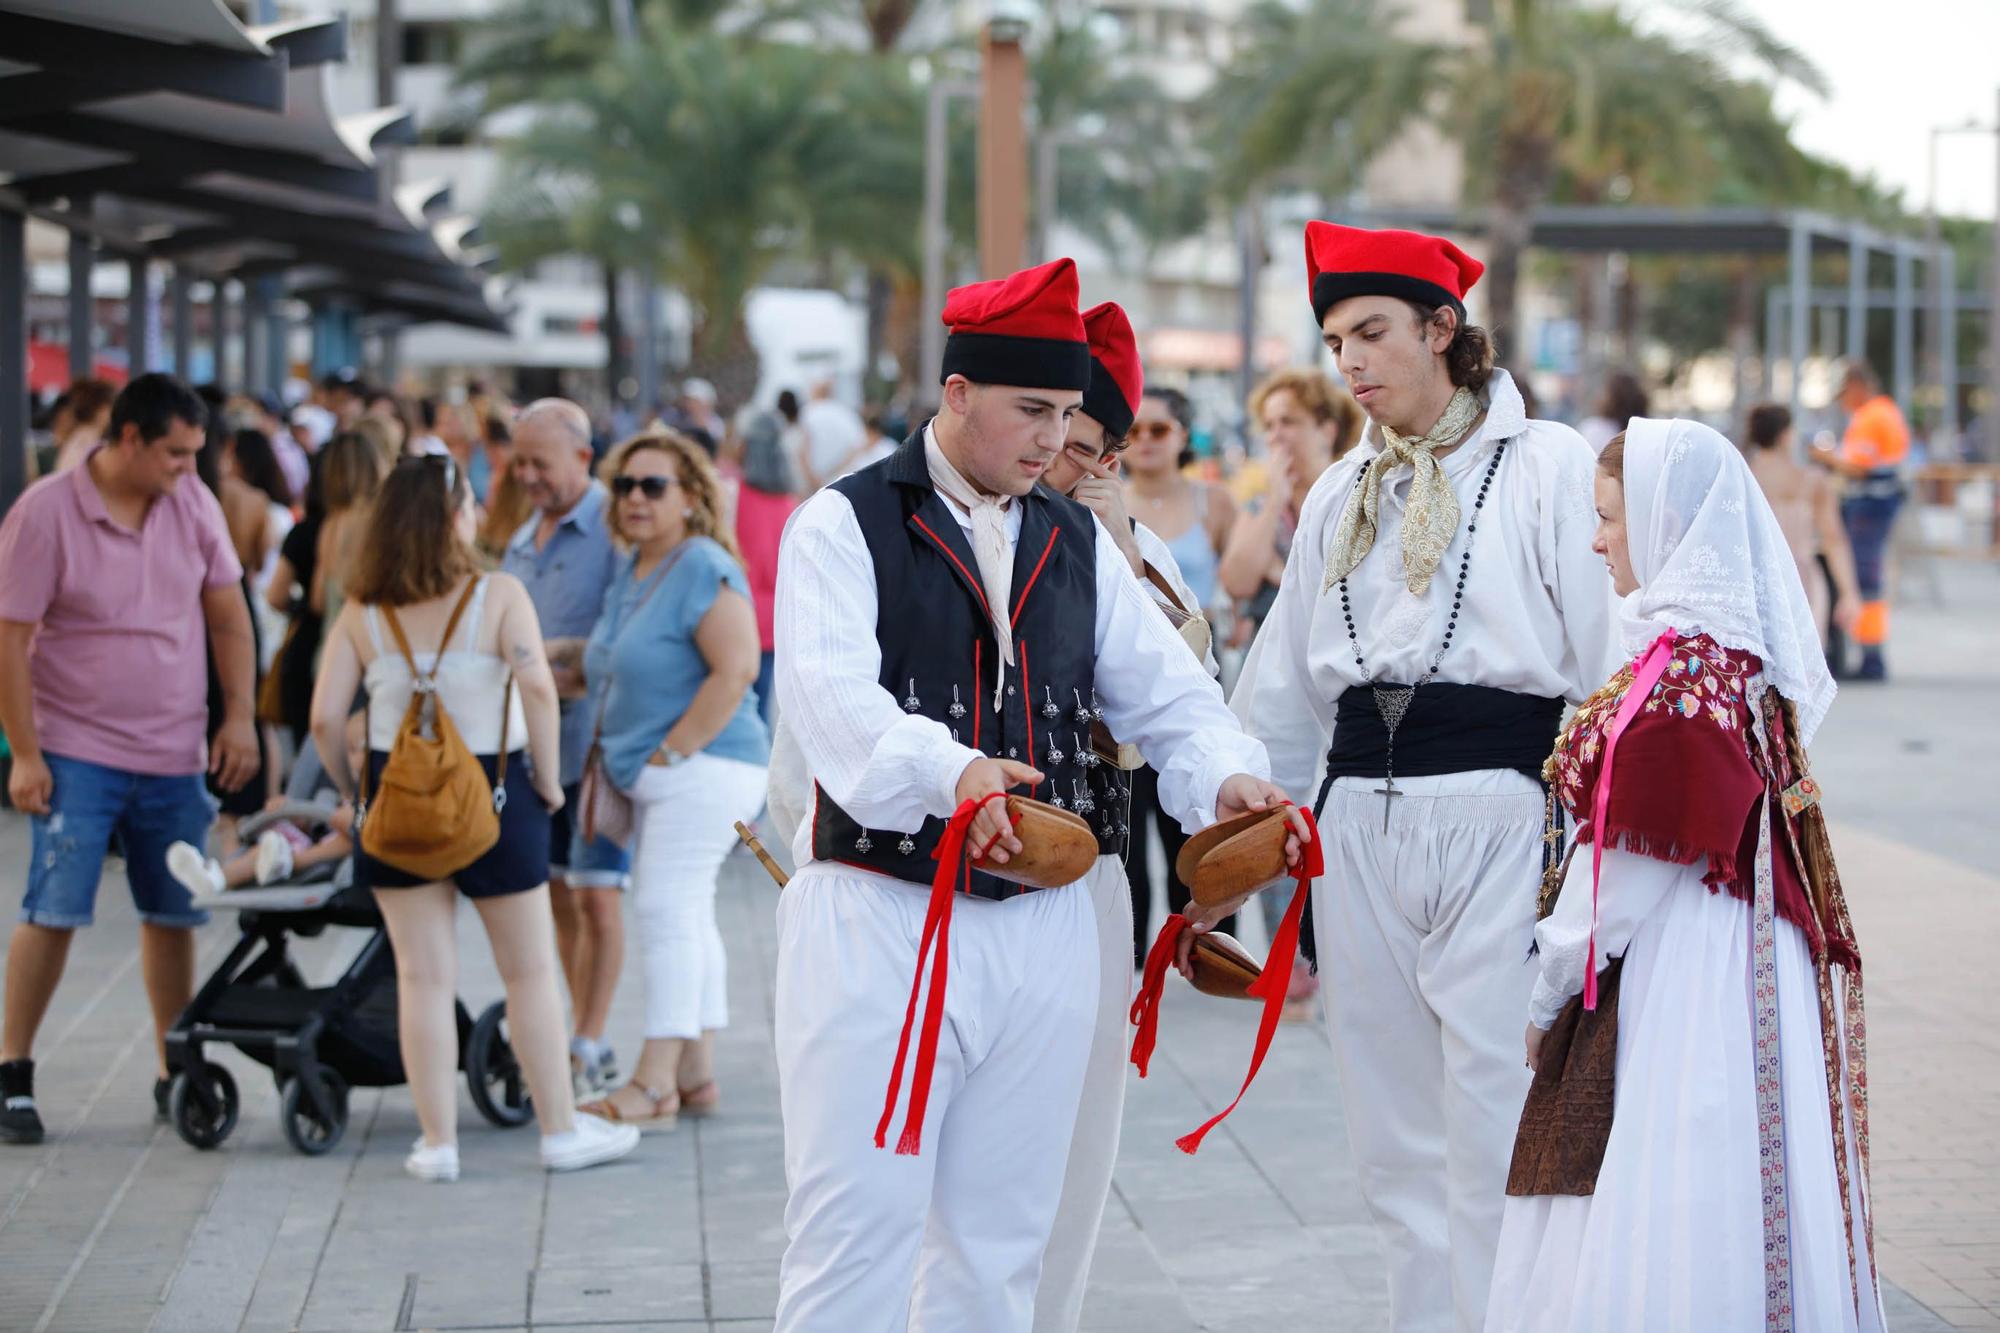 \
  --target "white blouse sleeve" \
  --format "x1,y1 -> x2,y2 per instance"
1529,842 -> 1688,1028
1131,519 -> 1220,677
1090,517 -> 1269,833
774,490 -> 983,835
